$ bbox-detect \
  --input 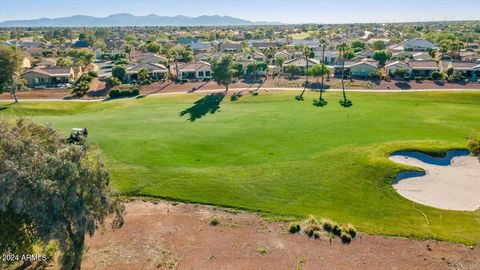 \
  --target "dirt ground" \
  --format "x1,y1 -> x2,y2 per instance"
74,200 -> 479,270
1,77 -> 479,101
